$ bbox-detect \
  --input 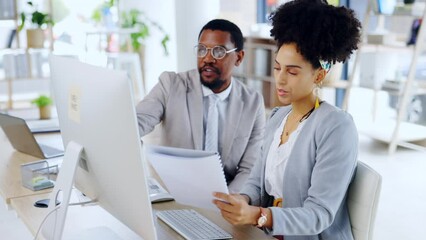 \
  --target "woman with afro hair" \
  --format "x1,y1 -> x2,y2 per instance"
213,0 -> 361,239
